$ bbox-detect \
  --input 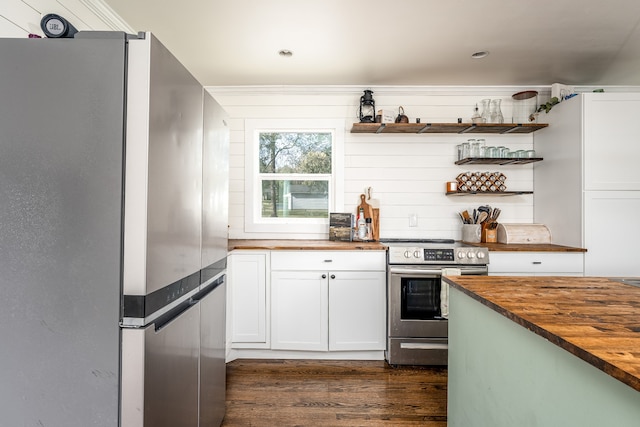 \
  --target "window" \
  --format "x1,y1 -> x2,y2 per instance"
245,119 -> 344,235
